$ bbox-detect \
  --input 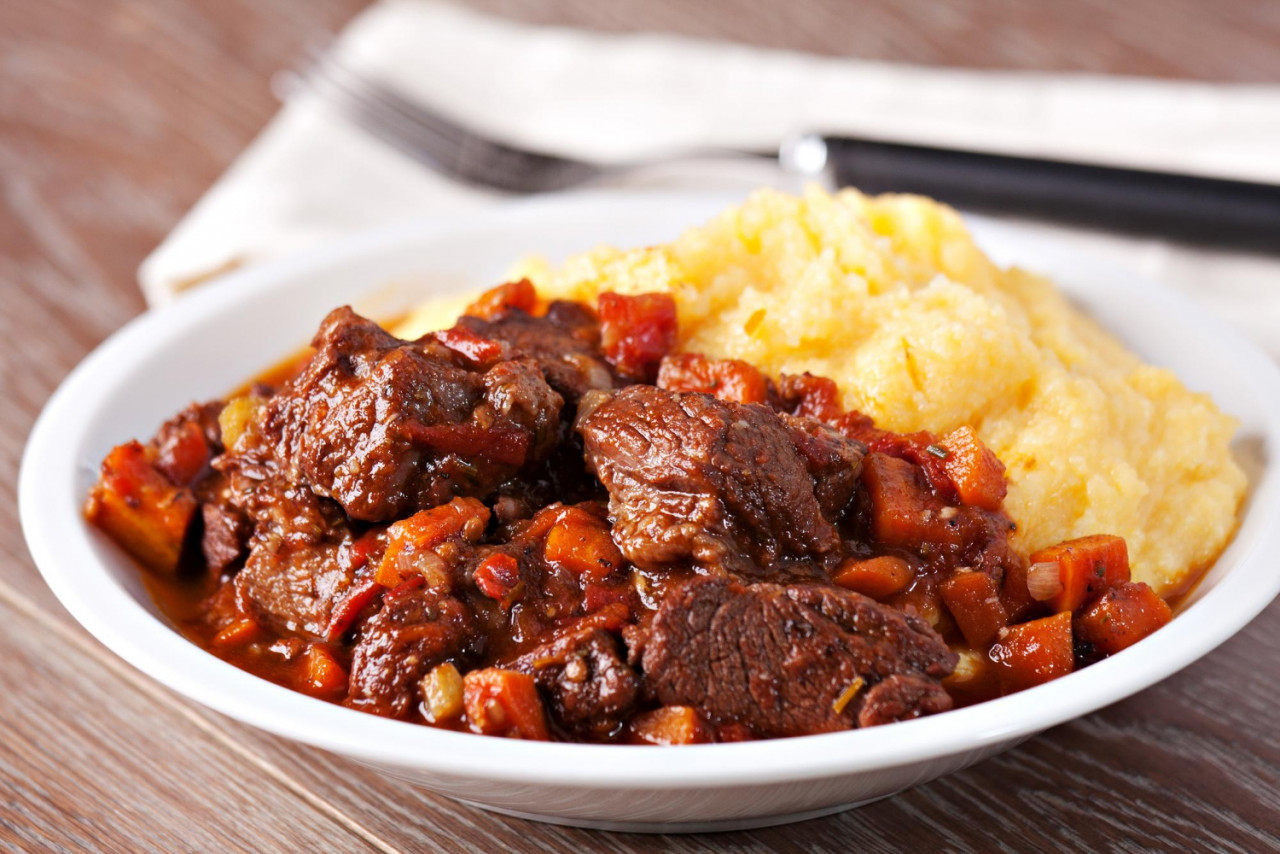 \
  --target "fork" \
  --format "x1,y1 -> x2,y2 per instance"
281,54 -> 821,194
284,54 -> 1280,252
